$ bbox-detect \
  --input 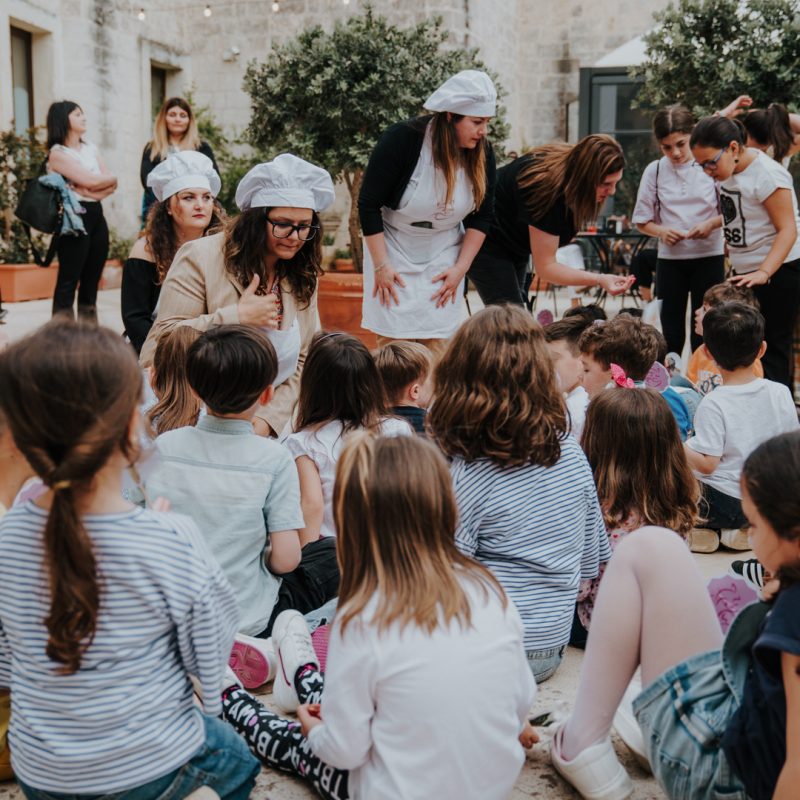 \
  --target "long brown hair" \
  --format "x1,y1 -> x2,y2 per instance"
0,320 -> 142,673
144,198 -> 225,283
429,112 -> 487,210
743,103 -> 794,163
581,388 -> 698,536
517,134 -> 625,230
334,433 -> 506,635
223,208 -> 321,307
147,326 -> 202,435
428,305 -> 567,467
148,97 -> 201,162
